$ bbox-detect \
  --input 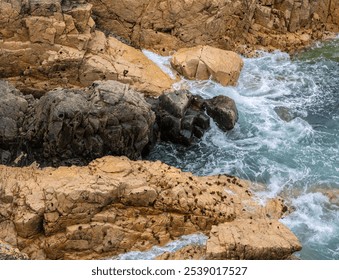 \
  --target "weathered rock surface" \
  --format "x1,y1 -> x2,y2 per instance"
0,80 -> 155,165
206,219 -> 301,260
0,0 -> 173,96
0,81 -> 29,147
171,46 -> 244,86
0,240 -> 29,260
87,0 -> 339,56
148,90 -> 238,145
0,156 -> 301,259
0,80 -> 33,165
156,245 -> 206,260
205,96 -> 238,131
1,81 -> 239,165
149,91 -> 210,145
